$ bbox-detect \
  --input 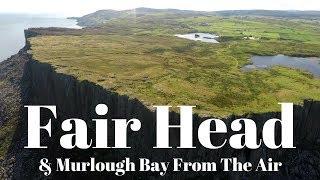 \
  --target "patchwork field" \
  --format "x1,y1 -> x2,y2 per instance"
29,12 -> 320,116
